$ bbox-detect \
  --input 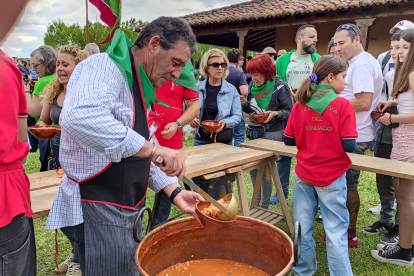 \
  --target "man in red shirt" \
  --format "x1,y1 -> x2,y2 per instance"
0,0 -> 36,274
153,78 -> 199,224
